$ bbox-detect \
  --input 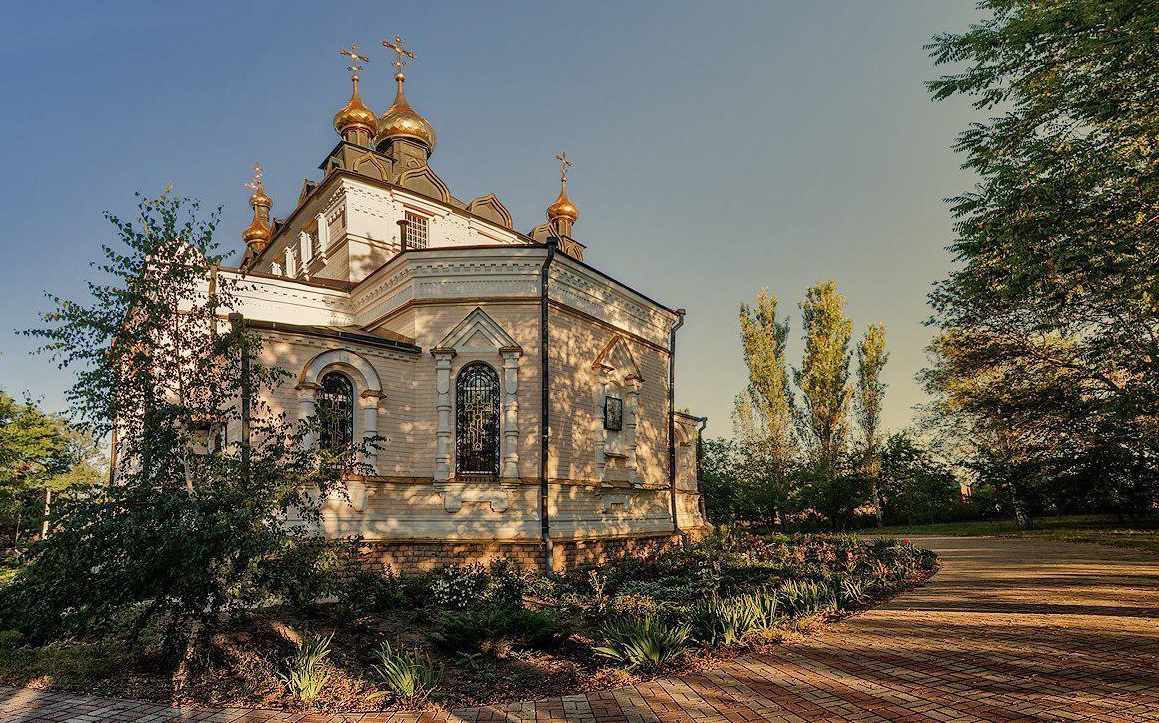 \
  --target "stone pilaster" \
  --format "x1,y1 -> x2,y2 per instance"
432,349 -> 456,481
500,348 -> 521,480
